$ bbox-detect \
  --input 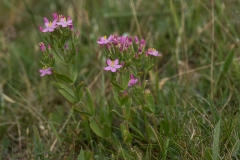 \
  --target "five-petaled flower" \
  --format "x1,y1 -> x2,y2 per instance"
43,18 -> 57,32
128,74 -> 138,86
104,59 -> 122,72
97,35 -> 112,45
39,67 -> 52,76
57,16 -> 73,27
146,48 -> 161,56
